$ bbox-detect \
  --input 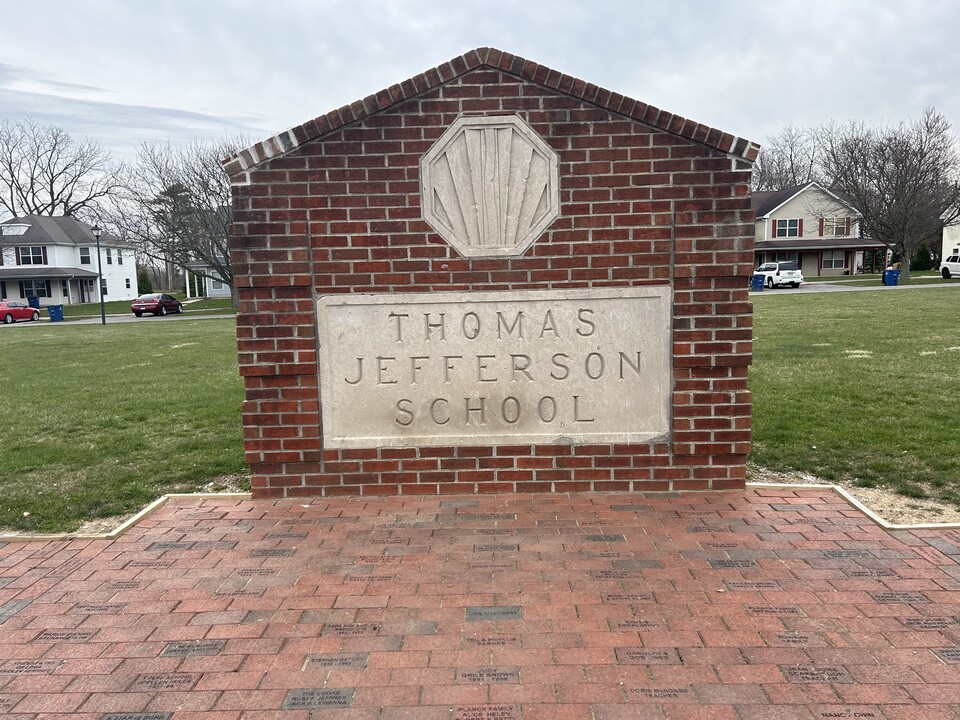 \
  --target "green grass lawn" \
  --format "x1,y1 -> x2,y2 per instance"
0,319 -> 247,532
2,287 -> 958,533
751,287 -> 960,505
